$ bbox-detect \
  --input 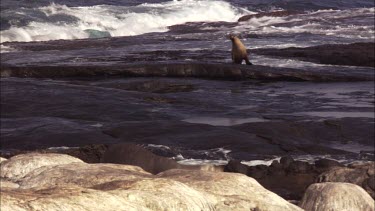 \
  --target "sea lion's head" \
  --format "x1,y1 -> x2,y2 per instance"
228,34 -> 236,41
228,34 -> 241,42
